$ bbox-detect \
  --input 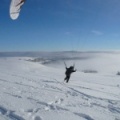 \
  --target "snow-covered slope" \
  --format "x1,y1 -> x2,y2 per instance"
0,52 -> 120,120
